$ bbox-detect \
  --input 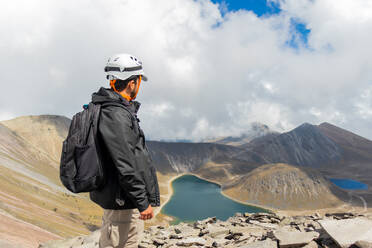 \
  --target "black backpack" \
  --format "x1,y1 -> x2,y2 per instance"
60,102 -> 105,193
60,101 -> 135,193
